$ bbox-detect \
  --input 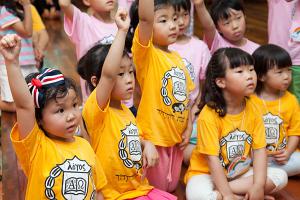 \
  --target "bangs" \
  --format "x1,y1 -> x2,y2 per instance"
223,48 -> 253,69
